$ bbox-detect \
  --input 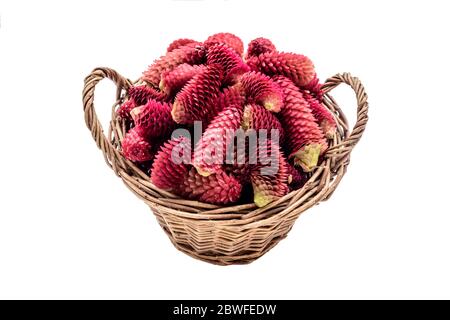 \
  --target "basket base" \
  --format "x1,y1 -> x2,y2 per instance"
159,223 -> 287,265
